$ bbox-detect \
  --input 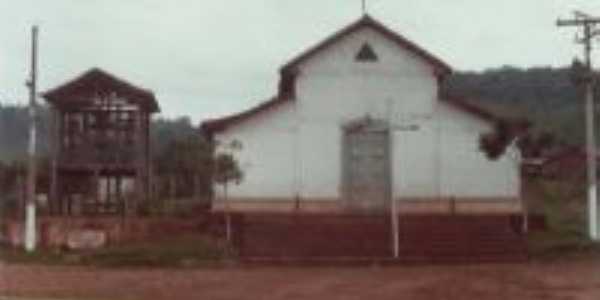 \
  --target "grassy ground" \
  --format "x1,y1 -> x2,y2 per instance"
4,230 -> 599,268
525,178 -> 600,261
528,231 -> 600,262
0,234 -> 233,268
